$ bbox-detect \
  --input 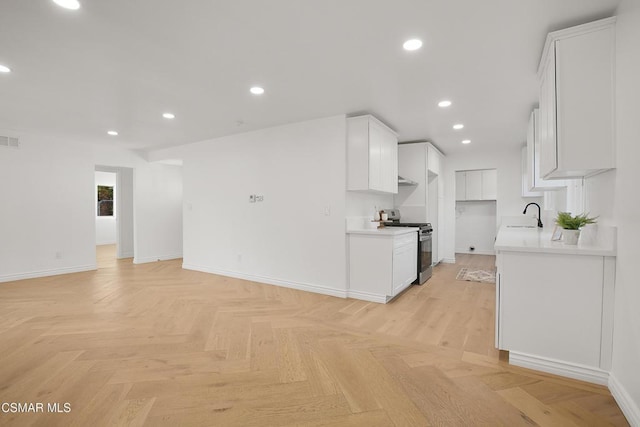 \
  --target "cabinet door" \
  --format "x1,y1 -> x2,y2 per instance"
555,26 -> 615,176
427,146 -> 440,175
522,146 -> 542,197
540,49 -> 558,178
527,109 -> 566,191
526,111 -> 537,192
382,130 -> 398,193
455,171 -> 466,201
368,121 -> 384,191
481,169 -> 497,200
392,242 -> 417,295
465,170 -> 482,200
